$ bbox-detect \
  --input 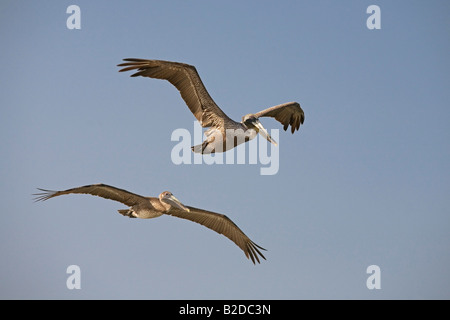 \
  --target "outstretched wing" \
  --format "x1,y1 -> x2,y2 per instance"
166,206 -> 266,264
117,59 -> 233,128
253,101 -> 305,133
33,183 -> 146,207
